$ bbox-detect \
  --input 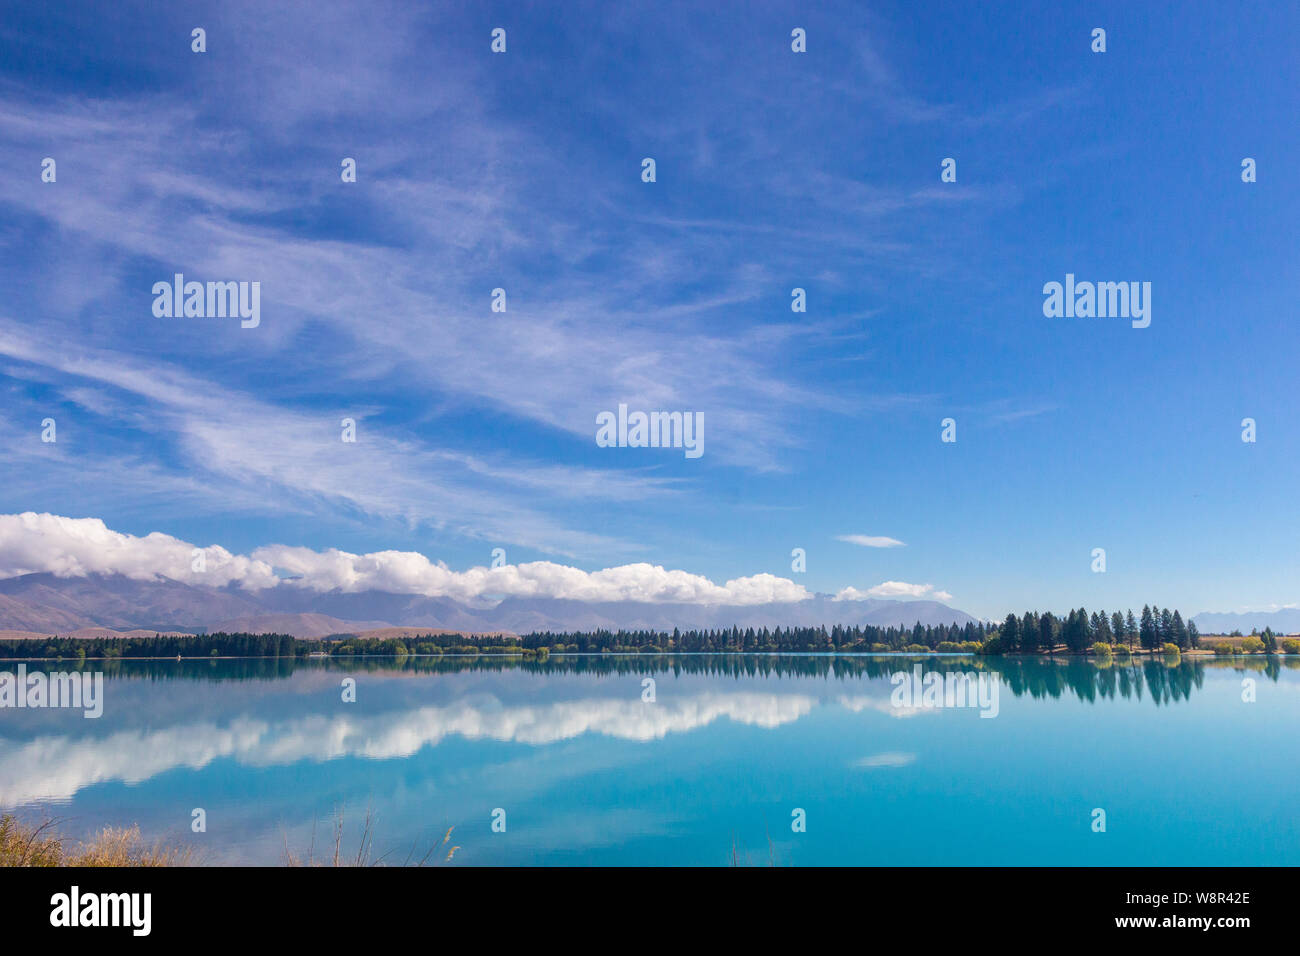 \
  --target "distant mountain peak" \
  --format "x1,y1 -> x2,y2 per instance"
0,571 -> 977,638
